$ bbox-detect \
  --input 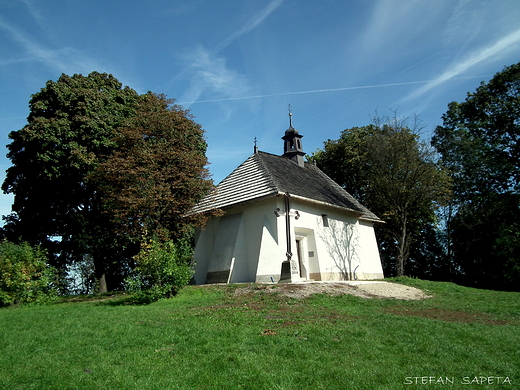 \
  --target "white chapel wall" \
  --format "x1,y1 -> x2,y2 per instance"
291,201 -> 384,281
355,220 -> 385,278
194,196 -> 384,284
193,217 -> 219,284
255,197 -> 287,283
